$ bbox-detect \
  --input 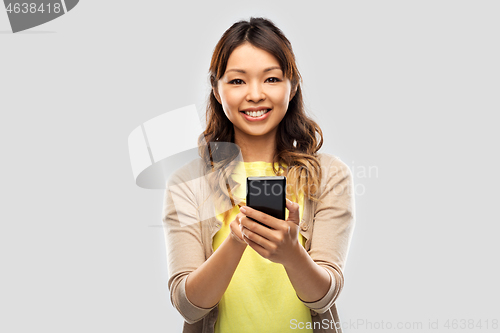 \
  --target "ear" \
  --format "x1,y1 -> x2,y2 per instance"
290,85 -> 298,100
213,87 -> 222,105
